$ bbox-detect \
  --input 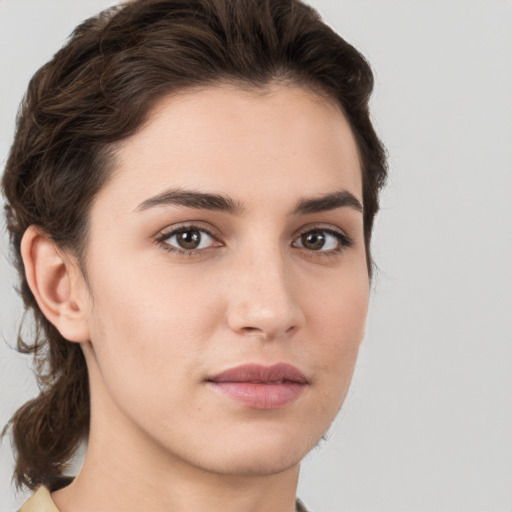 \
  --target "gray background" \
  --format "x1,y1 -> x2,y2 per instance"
1,1 -> 511,511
